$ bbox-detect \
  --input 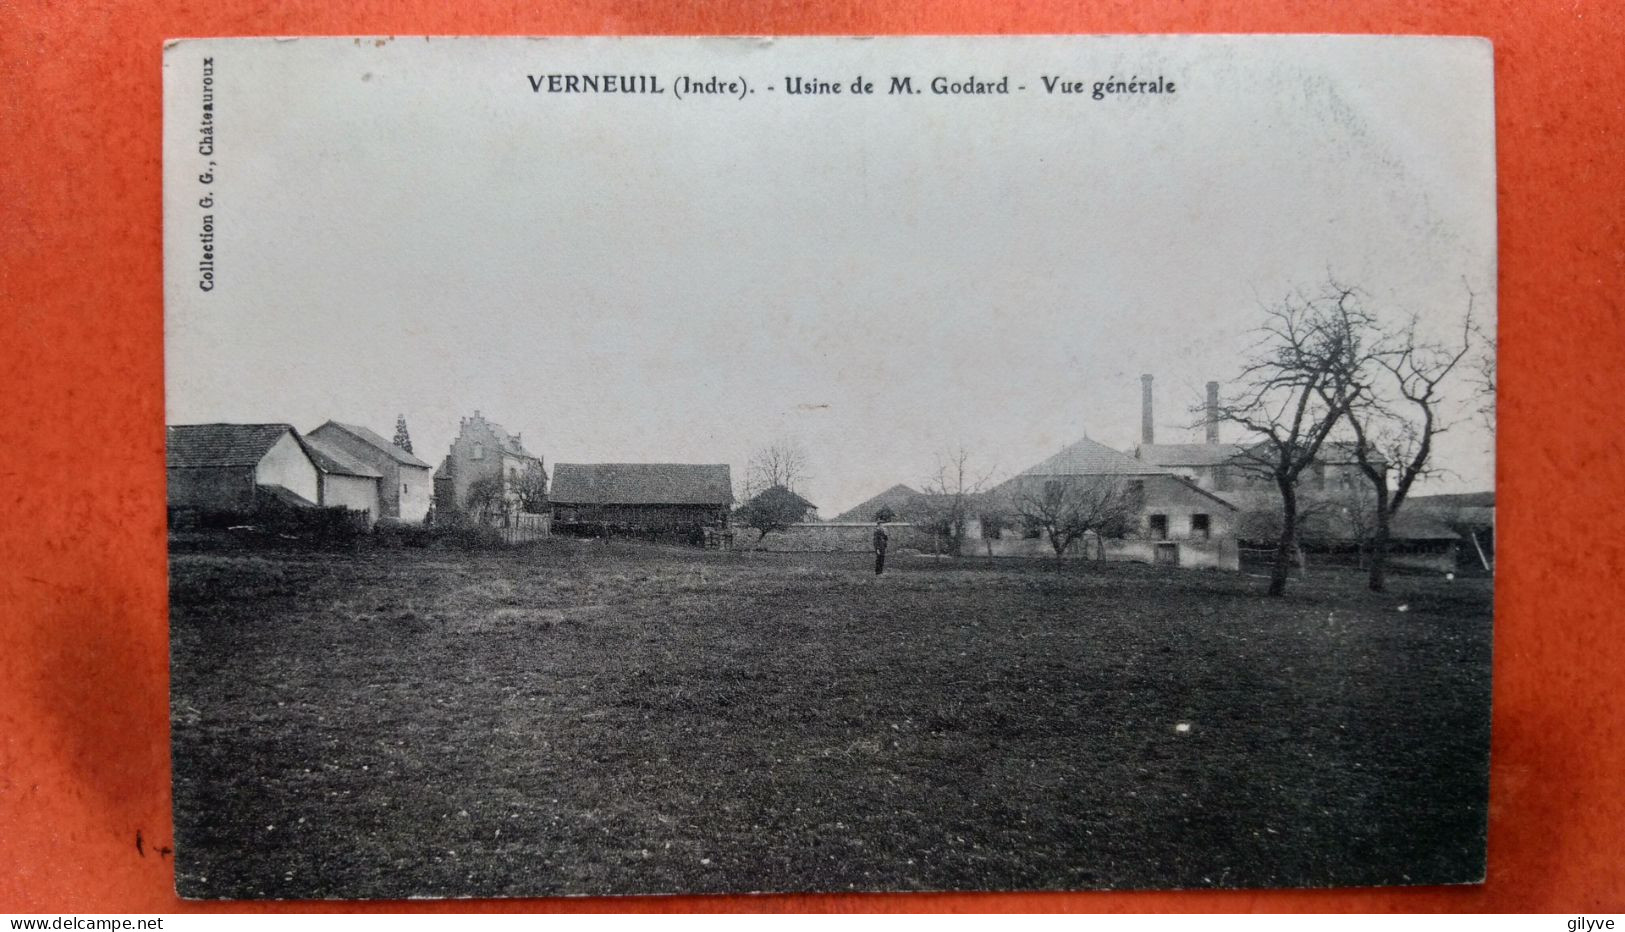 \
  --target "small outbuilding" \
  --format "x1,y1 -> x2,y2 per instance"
301,435 -> 384,523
